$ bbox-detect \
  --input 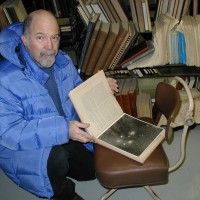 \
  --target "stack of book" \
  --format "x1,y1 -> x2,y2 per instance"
115,77 -> 138,117
0,0 -> 27,25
